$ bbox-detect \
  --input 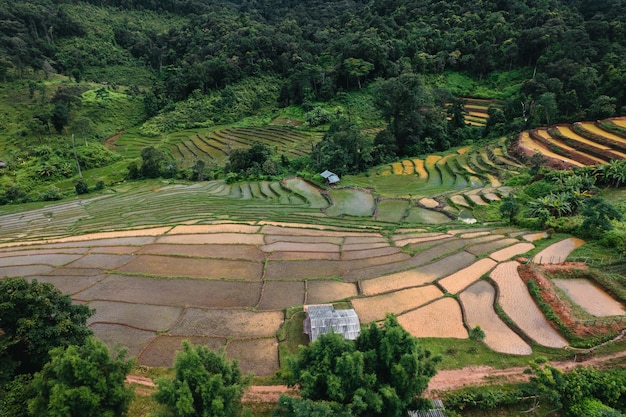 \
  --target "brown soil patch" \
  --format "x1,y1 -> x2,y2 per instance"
260,224 -> 380,238
438,258 -> 498,294
50,227 -> 171,243
26,274 -> 105,295
168,224 -> 260,234
345,247 -> 473,282
0,247 -> 88,257
398,298 -> 467,338
90,246 -> 140,254
0,253 -> 83,267
306,280 -> 358,304
460,281 -> 532,355
227,338 -> 279,376
419,198 -> 440,208
523,232 -> 548,242
489,242 -> 535,262
269,251 -> 340,260
139,243 -> 265,260
67,253 -> 135,269
138,335 -> 226,367
90,323 -> 156,357
157,233 -> 265,245
533,237 -> 585,264
118,255 -> 263,280
74,275 -> 262,308
0,265 -> 54,277
341,246 -> 402,260
518,263 -> 625,338
360,269 -> 439,296
491,262 -> 568,348
258,281 -> 305,310
264,235 -> 344,245
554,279 -> 626,316
261,242 -> 340,253
243,385 -> 297,403
104,129 -> 124,150
466,238 -> 519,256
87,301 -> 183,331
264,259 -> 345,280
169,309 -> 283,338
352,286 -> 443,324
